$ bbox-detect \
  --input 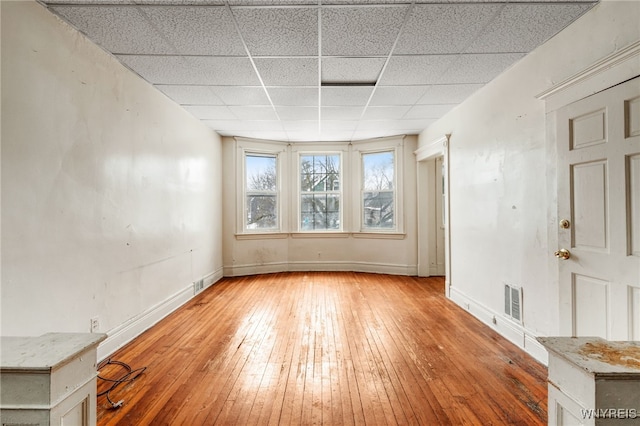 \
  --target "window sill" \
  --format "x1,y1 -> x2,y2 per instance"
235,232 -> 289,240
352,232 -> 406,240
290,232 -> 349,239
